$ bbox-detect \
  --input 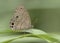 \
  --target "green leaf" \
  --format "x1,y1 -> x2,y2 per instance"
2,34 -> 60,43
1,29 -> 60,43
